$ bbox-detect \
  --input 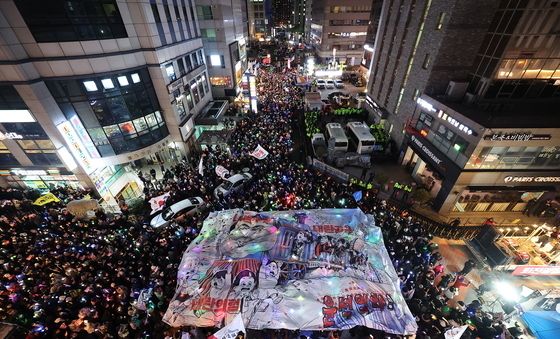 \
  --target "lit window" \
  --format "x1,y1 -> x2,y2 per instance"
165,64 -> 175,79
101,78 -> 114,89
210,55 -> 222,66
118,76 -> 129,86
131,73 -> 141,83
83,81 -> 98,91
